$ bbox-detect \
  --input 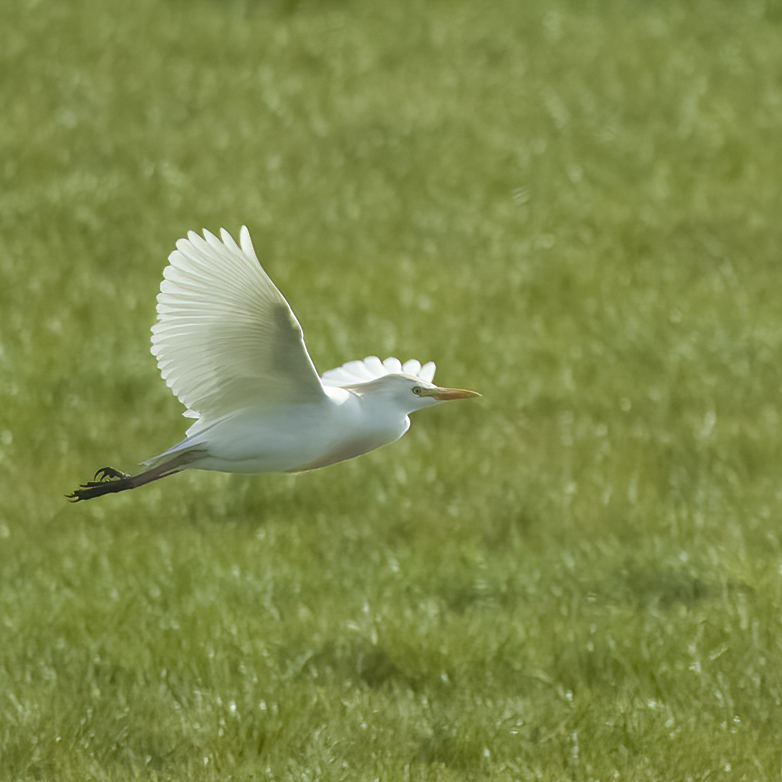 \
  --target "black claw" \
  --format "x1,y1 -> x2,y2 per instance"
68,467 -> 131,502
93,466 -> 129,482
67,473 -> 134,502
